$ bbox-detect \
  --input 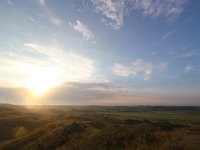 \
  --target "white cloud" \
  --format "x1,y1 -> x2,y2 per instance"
113,59 -> 154,80
91,0 -> 127,29
24,43 -> 95,81
113,64 -> 135,77
71,20 -> 94,41
91,0 -> 188,29
113,59 -> 167,80
0,43 -> 97,87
